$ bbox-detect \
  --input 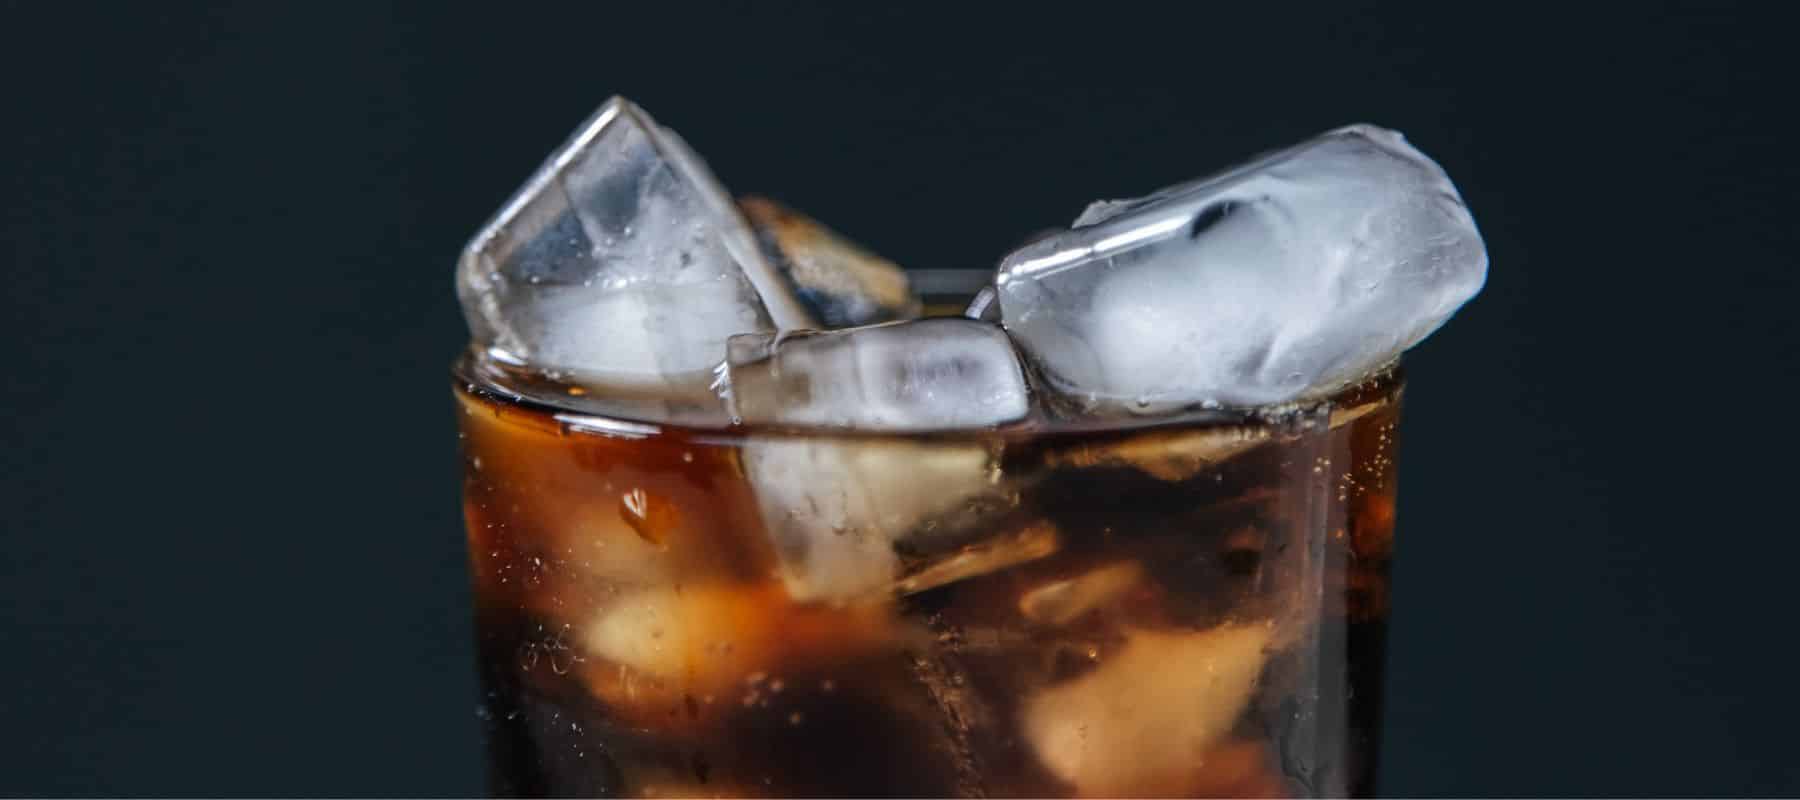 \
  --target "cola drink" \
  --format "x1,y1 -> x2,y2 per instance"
455,351 -> 1401,798
446,97 -> 1486,798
